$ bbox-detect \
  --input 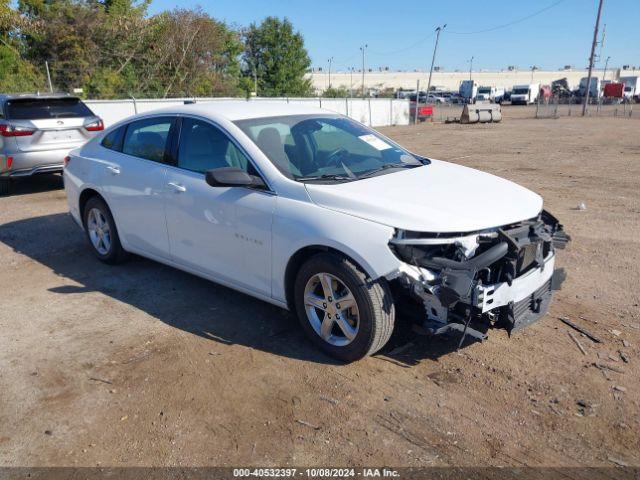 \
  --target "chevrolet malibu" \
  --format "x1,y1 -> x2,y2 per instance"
64,102 -> 569,361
